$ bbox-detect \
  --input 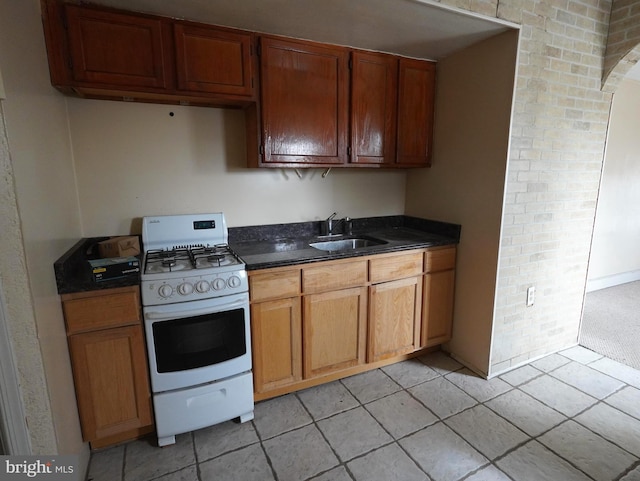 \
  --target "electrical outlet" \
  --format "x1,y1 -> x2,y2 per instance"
526,286 -> 535,307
